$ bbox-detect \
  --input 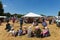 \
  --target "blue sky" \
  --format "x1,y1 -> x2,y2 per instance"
2,0 -> 60,16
